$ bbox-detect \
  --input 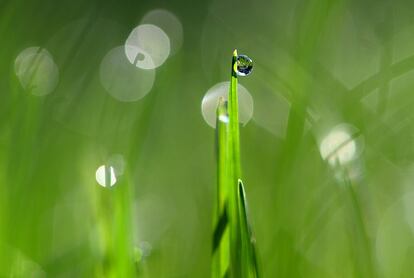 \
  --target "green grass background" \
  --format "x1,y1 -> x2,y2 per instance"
2,0 -> 414,277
